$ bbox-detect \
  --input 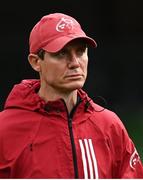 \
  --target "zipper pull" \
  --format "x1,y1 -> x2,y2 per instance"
69,118 -> 72,128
